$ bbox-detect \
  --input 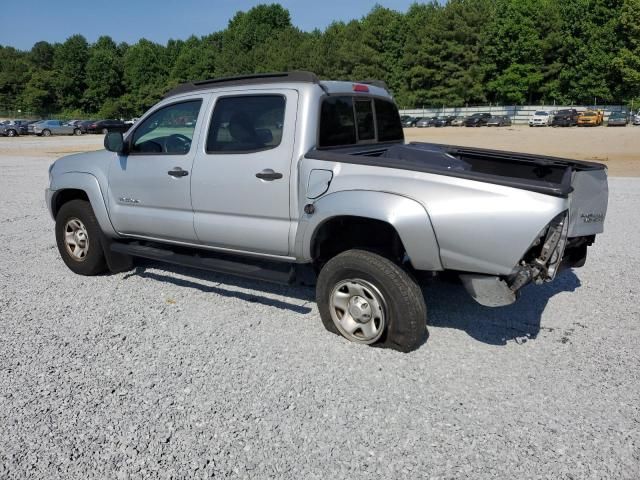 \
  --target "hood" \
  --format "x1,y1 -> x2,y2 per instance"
50,148 -> 113,176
